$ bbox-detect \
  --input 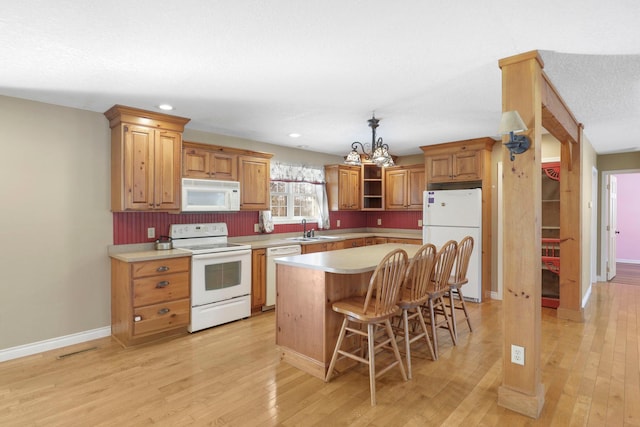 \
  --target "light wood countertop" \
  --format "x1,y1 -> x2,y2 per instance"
274,243 -> 422,274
